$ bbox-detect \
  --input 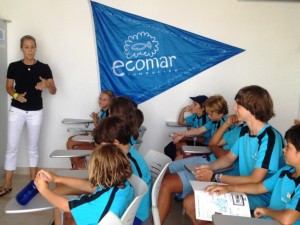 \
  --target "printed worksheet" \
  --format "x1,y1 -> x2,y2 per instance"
190,181 -> 251,221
